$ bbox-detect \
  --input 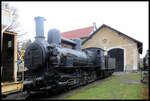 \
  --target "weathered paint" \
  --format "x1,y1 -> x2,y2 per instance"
1,31 -> 23,95
1,81 -> 23,95
3,31 -> 18,81
82,27 -> 140,71
14,34 -> 17,81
